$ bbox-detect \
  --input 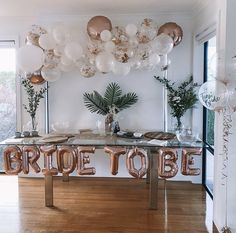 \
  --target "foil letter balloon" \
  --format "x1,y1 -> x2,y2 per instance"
181,148 -> 202,176
87,16 -> 112,40
104,146 -> 126,175
40,145 -> 58,176
4,146 -> 22,175
77,147 -> 96,175
22,146 -> 41,174
126,147 -> 148,179
57,146 -> 76,174
158,148 -> 178,178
